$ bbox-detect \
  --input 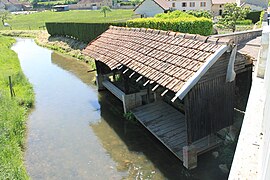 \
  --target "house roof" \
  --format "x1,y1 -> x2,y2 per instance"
212,0 -> 236,5
134,0 -> 170,11
77,0 -> 104,4
83,26 -> 231,100
53,5 -> 69,8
